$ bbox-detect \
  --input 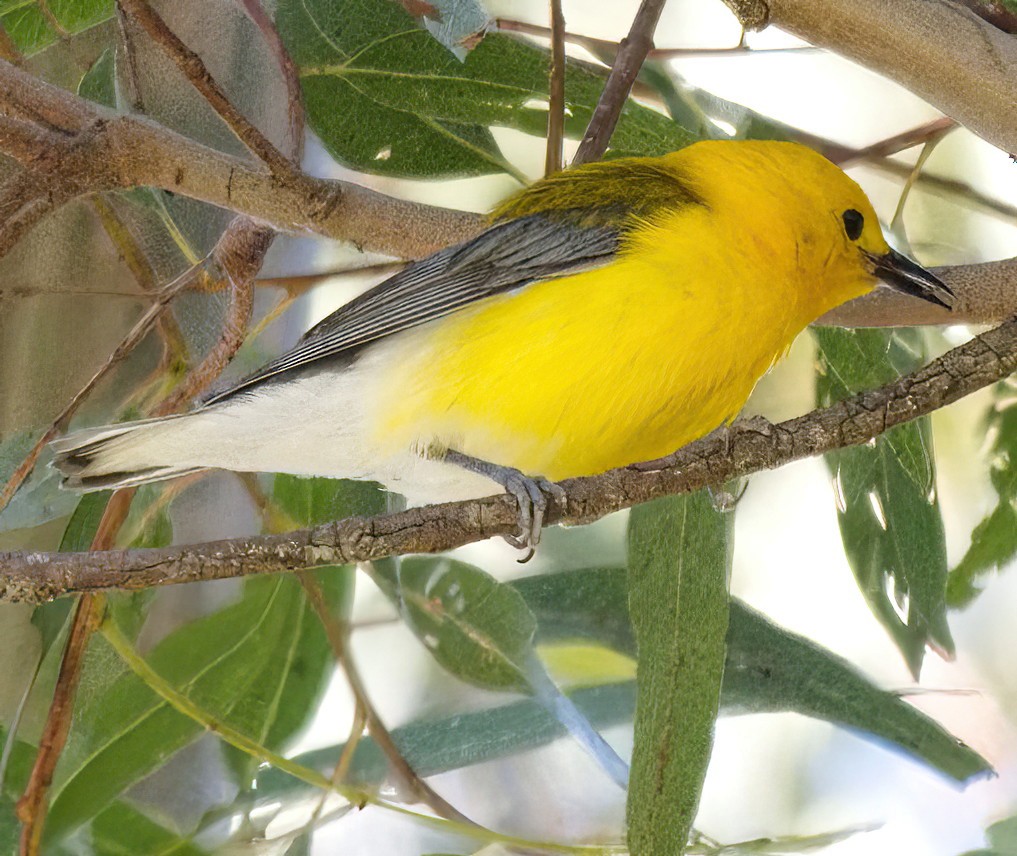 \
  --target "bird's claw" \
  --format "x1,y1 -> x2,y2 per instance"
499,472 -> 564,562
